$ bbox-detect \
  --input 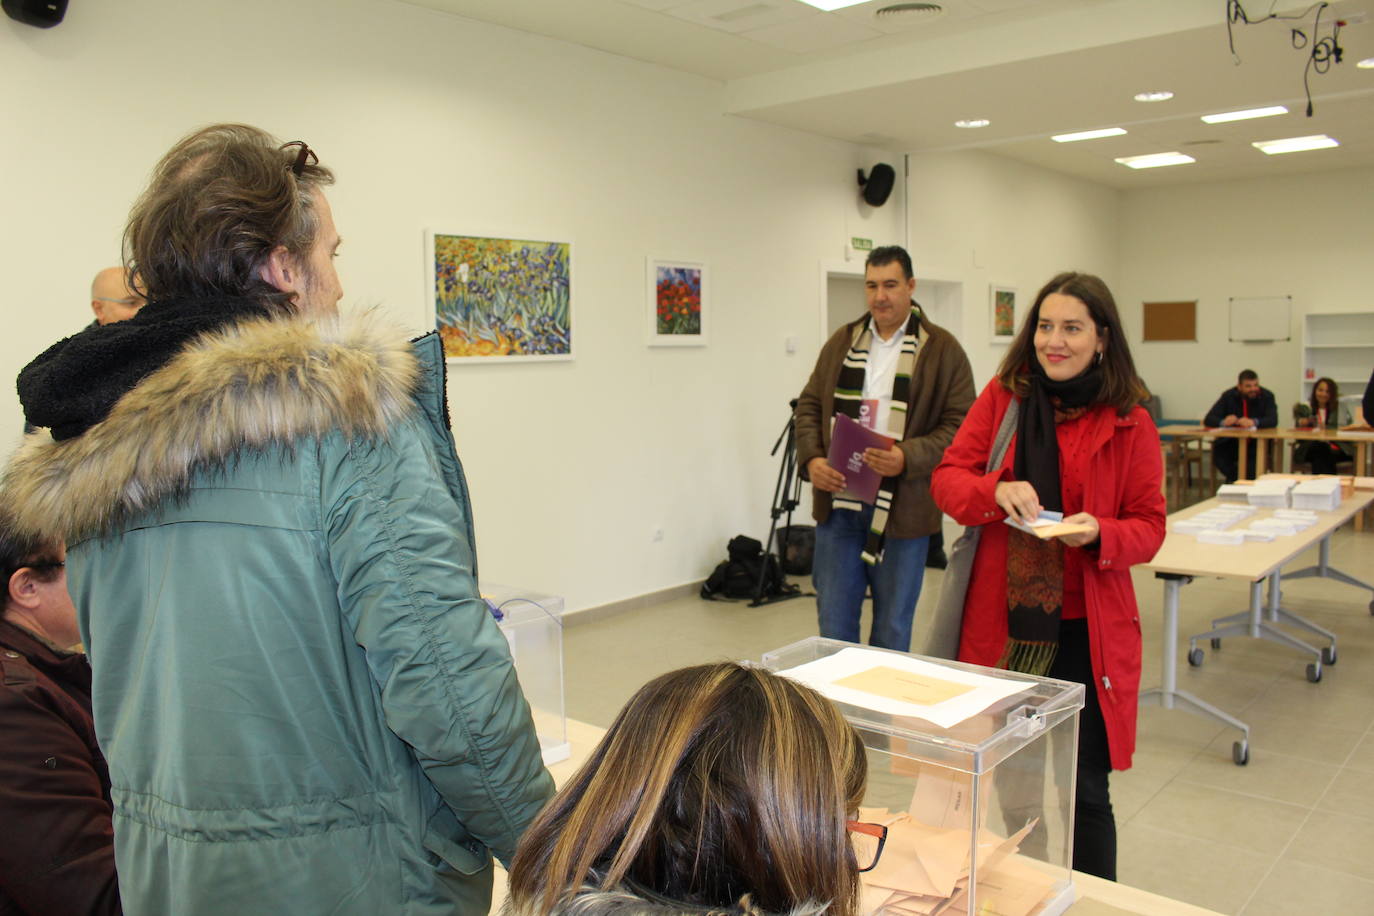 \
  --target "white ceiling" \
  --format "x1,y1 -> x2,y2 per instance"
395,0 -> 1374,188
